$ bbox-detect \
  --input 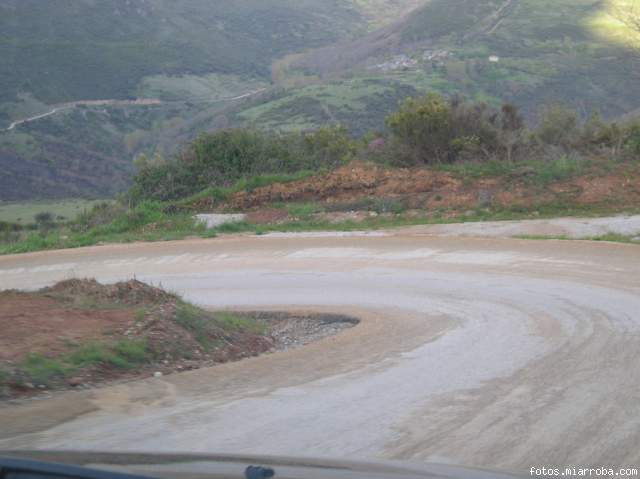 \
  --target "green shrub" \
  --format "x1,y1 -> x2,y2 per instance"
110,201 -> 165,232
34,211 -> 56,233
624,122 -> 640,156
68,343 -> 110,367
385,93 -> 452,164
112,340 -> 148,364
67,340 -> 149,370
297,125 -> 356,170
384,93 -> 525,165
535,105 -> 579,148
75,202 -> 125,231
174,301 -> 217,350
130,127 -> 355,203
174,302 -> 266,350
20,353 -> 72,385
215,312 -> 266,335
